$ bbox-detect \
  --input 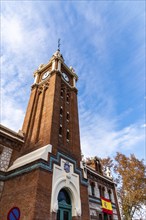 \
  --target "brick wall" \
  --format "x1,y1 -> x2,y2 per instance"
0,169 -> 53,220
